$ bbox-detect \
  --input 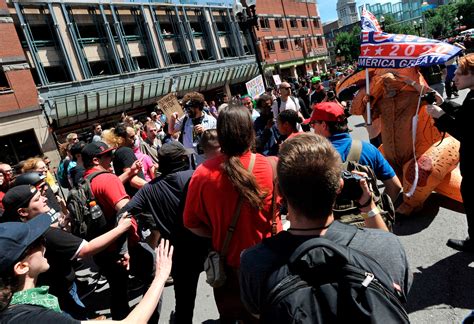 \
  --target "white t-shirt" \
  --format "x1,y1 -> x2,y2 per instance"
271,96 -> 300,119
173,112 -> 217,151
